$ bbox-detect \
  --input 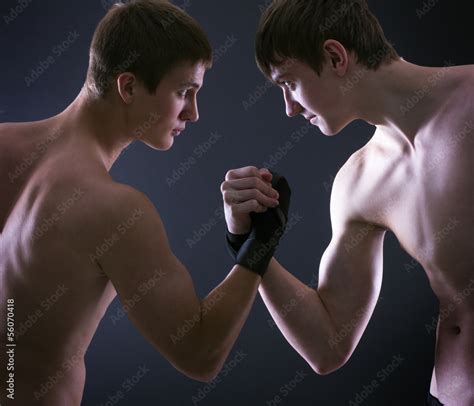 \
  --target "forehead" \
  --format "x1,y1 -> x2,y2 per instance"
270,59 -> 308,82
165,61 -> 207,85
